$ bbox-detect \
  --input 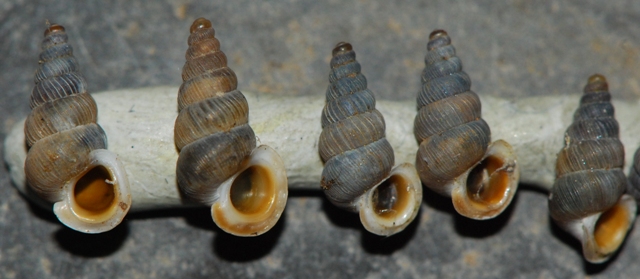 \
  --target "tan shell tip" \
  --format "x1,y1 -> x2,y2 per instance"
332,42 -> 353,57
44,24 -> 65,36
585,74 -> 608,92
190,17 -> 212,34
588,73 -> 607,84
429,29 -> 448,40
